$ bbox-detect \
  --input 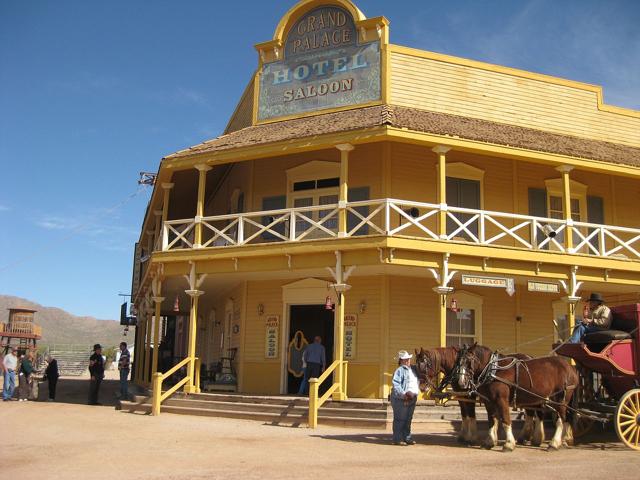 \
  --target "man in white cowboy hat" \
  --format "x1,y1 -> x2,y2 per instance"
390,350 -> 420,445
568,292 -> 612,343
